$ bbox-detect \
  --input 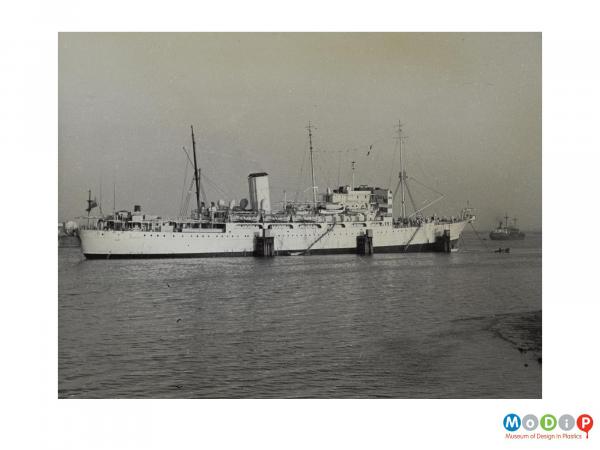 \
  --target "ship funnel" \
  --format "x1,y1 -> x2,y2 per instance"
248,172 -> 271,213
